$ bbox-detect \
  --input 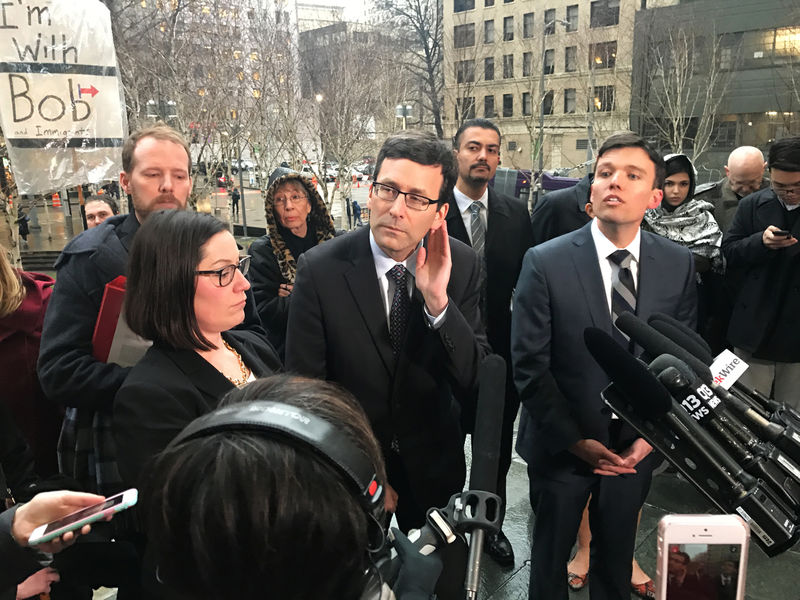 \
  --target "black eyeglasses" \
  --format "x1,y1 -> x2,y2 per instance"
371,181 -> 438,211
196,255 -> 251,287
772,182 -> 800,197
